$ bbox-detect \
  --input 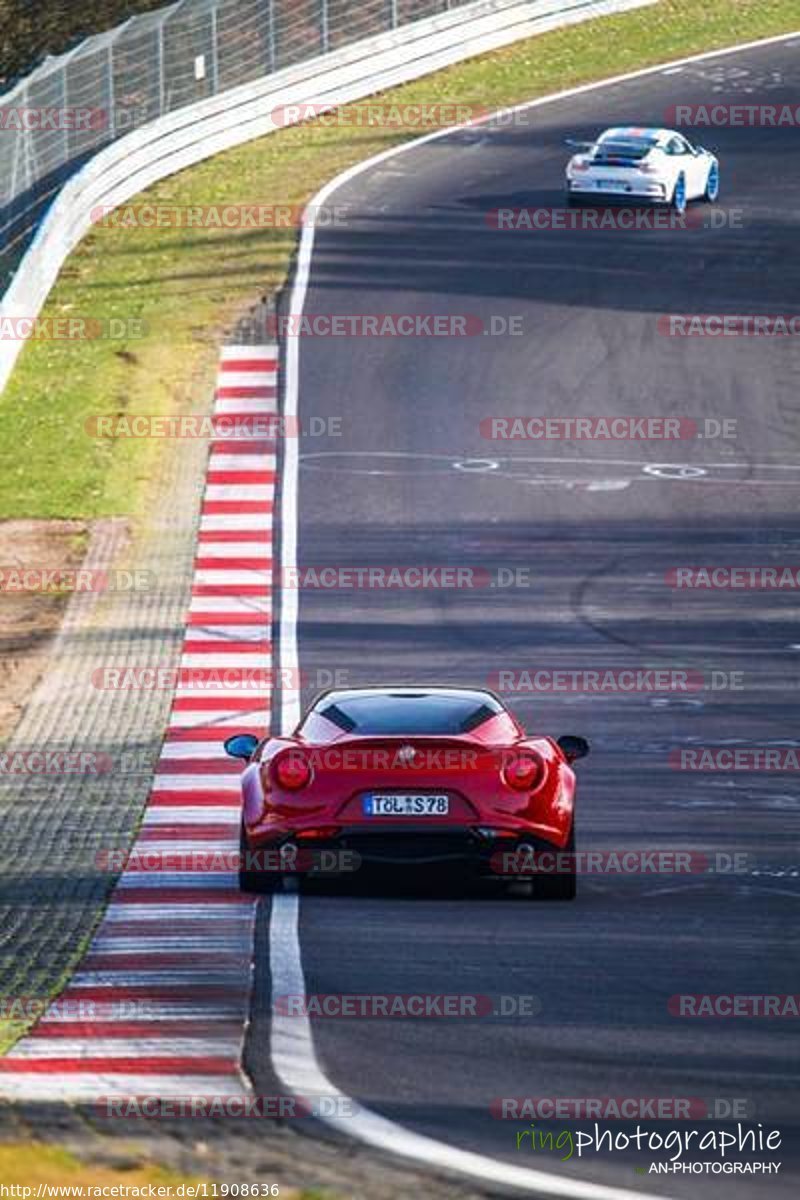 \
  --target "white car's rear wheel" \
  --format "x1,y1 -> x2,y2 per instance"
671,172 -> 687,214
704,162 -> 720,202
